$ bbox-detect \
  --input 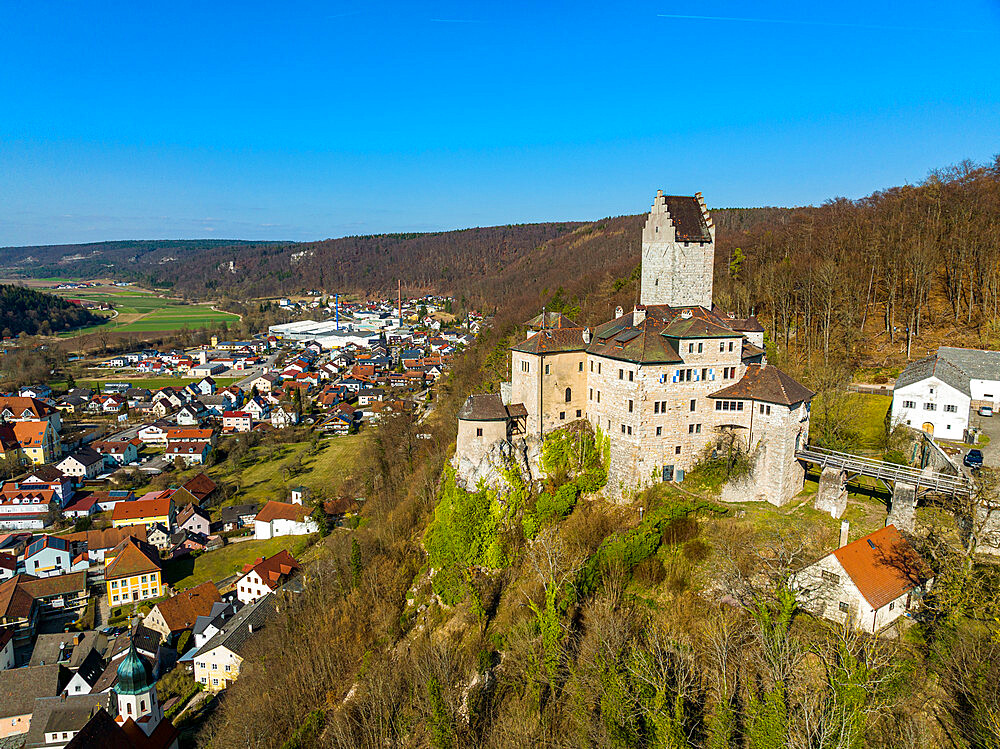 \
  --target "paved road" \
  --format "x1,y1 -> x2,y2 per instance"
234,353 -> 281,389
970,411 -> 1000,468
